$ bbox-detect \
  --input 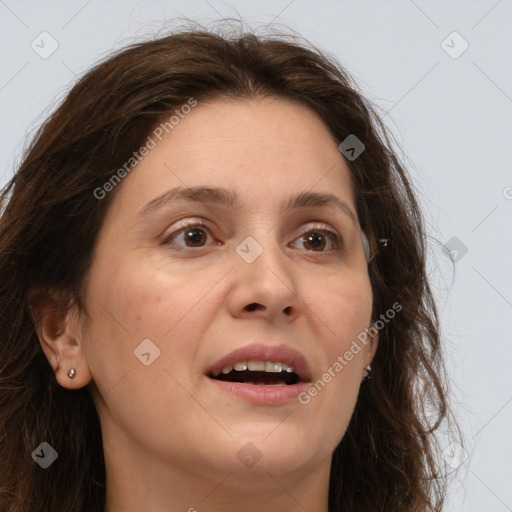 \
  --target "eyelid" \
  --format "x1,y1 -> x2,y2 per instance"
291,222 -> 343,252
162,218 -> 211,244
296,221 -> 341,237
